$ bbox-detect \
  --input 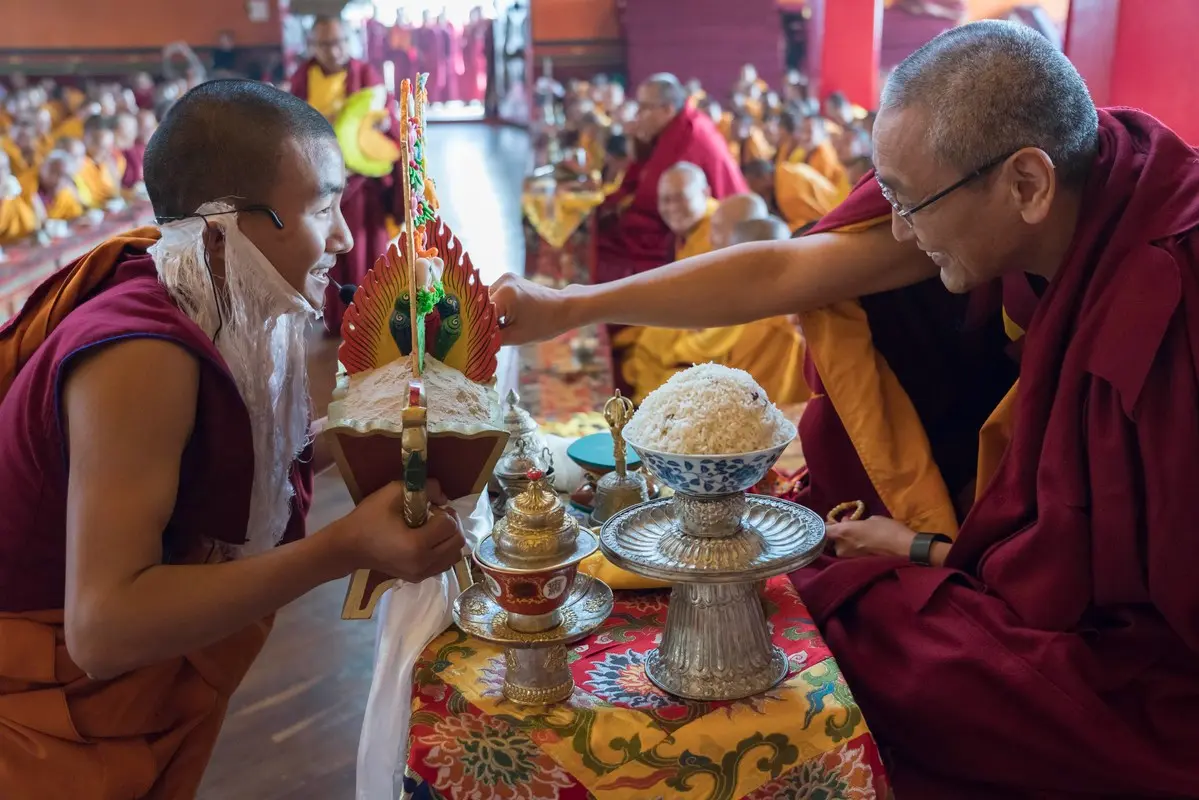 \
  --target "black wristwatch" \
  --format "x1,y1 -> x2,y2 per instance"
909,532 -> 952,566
